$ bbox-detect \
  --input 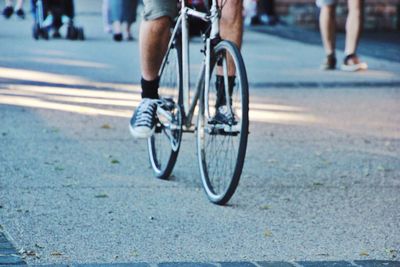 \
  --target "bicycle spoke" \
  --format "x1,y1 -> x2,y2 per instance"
148,42 -> 182,179
197,40 -> 249,205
